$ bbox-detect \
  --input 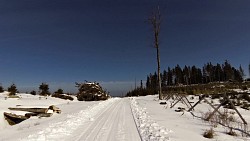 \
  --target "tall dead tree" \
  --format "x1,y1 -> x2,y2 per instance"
148,6 -> 163,100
